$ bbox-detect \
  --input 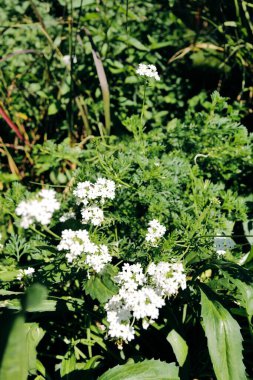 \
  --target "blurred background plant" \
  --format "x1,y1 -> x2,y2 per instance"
1,0 -> 253,189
